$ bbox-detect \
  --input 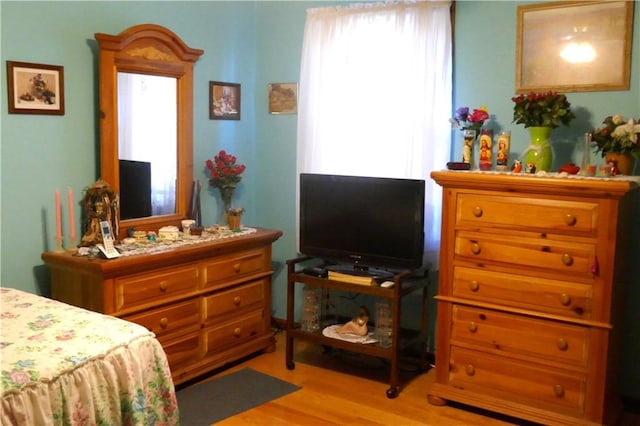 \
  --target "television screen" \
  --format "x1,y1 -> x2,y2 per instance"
119,159 -> 152,220
299,173 -> 425,275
